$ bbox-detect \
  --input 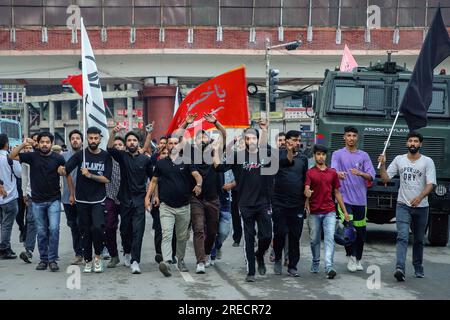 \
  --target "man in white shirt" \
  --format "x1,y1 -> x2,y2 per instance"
379,132 -> 436,281
0,134 -> 22,259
